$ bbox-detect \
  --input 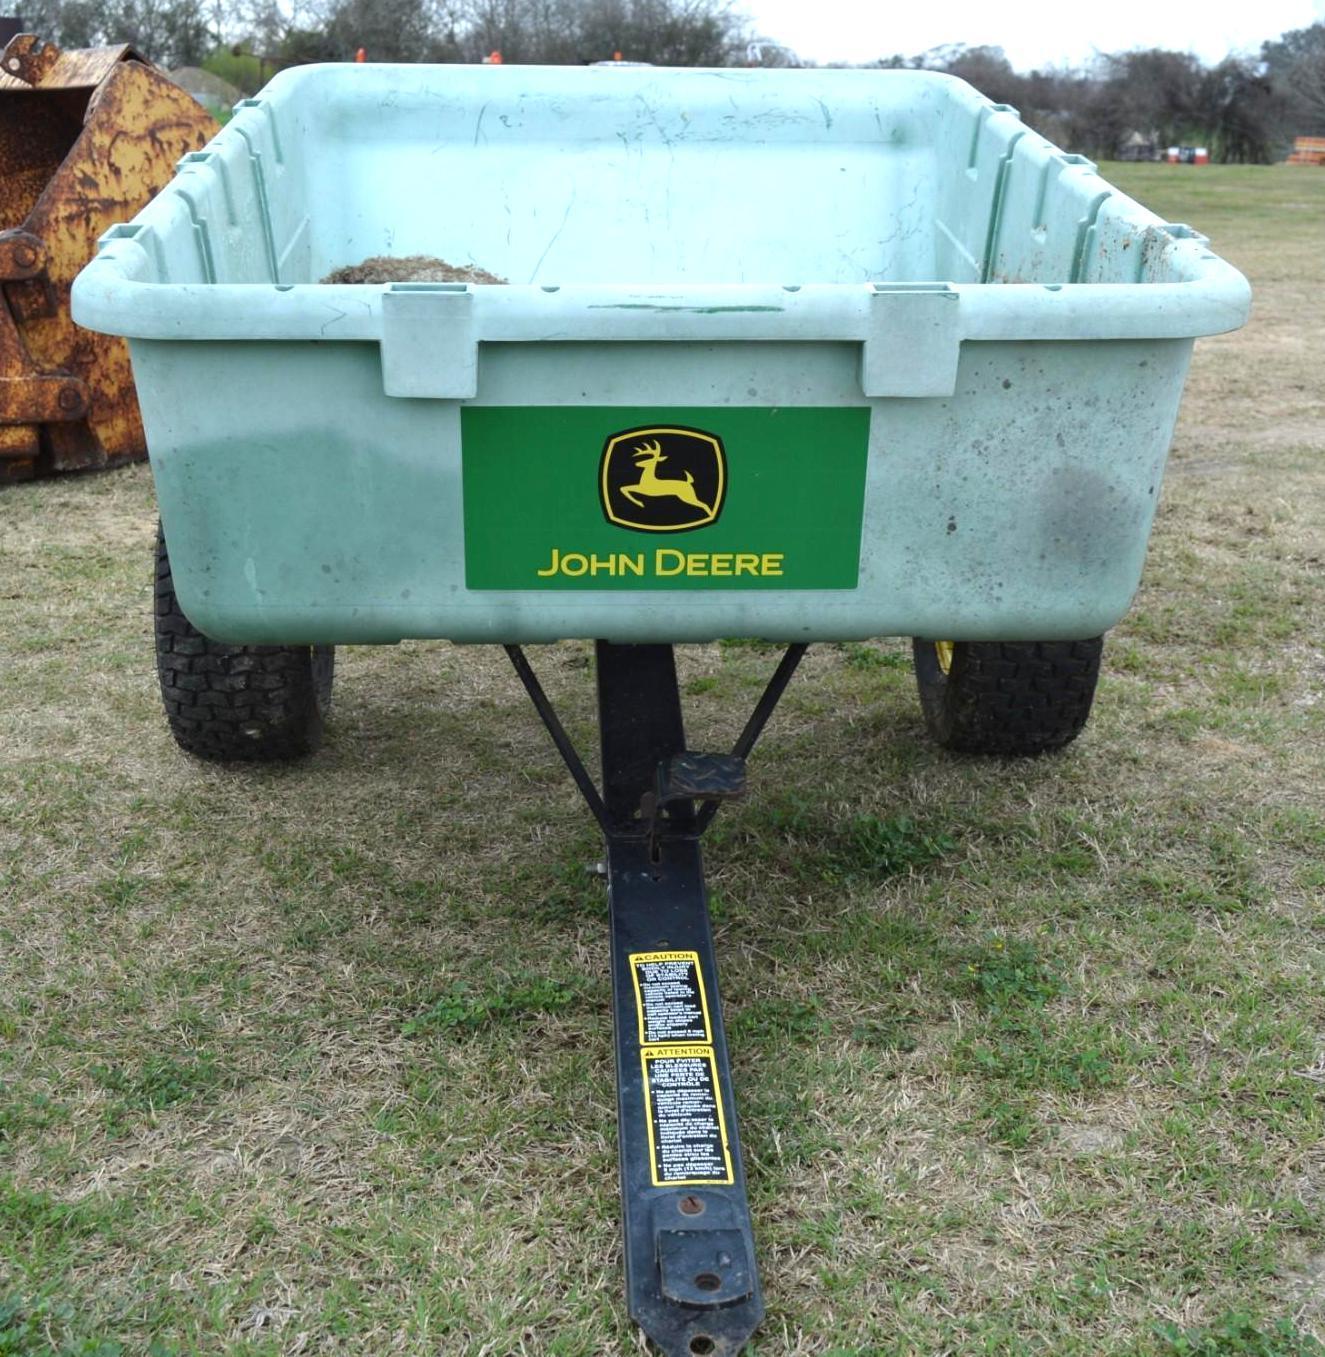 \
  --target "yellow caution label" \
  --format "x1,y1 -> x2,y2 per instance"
640,1044 -> 734,1187
629,949 -> 713,1046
